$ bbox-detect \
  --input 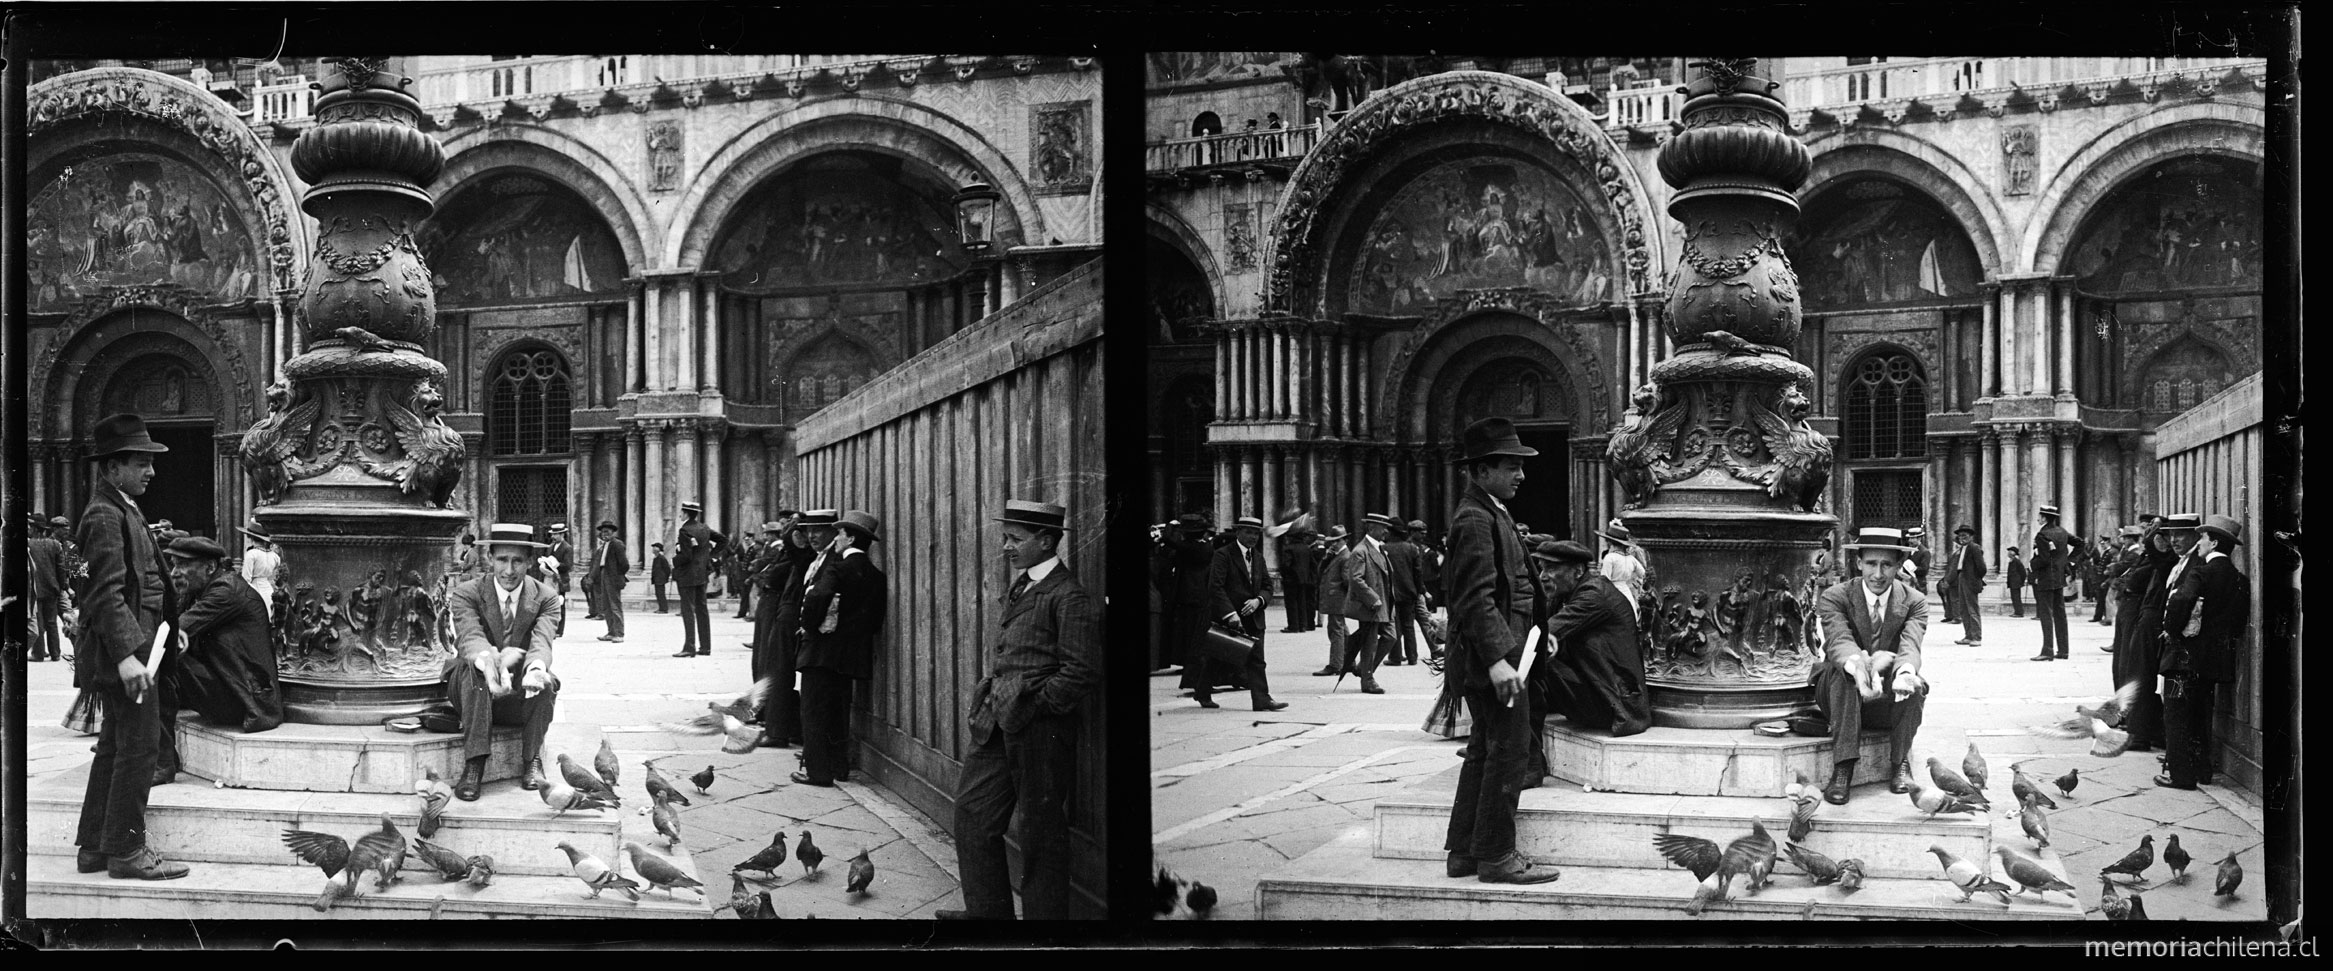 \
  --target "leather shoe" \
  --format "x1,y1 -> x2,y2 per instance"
605,636 -> 623,643
1825,763 -> 1854,805
1952,638 -> 1973,645
150,765 -> 179,787
2028,653 -> 2055,661
1477,854 -> 1561,885
1445,854 -> 1478,878
1194,695 -> 1219,709
673,650 -> 698,657
77,848 -> 108,874
1311,667 -> 1340,676
523,756 -> 546,791
456,756 -> 486,801
790,770 -> 835,788
756,733 -> 789,749
1890,760 -> 1915,794
1360,678 -> 1385,695
2153,772 -> 2196,790
241,713 -> 282,733
1255,700 -> 1290,712
107,846 -> 189,880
